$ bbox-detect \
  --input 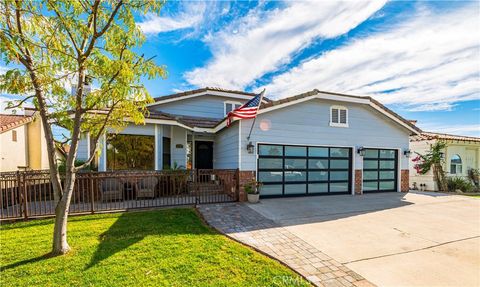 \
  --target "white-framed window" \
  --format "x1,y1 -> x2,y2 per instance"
330,105 -> 348,127
450,154 -> 462,174
224,101 -> 242,115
